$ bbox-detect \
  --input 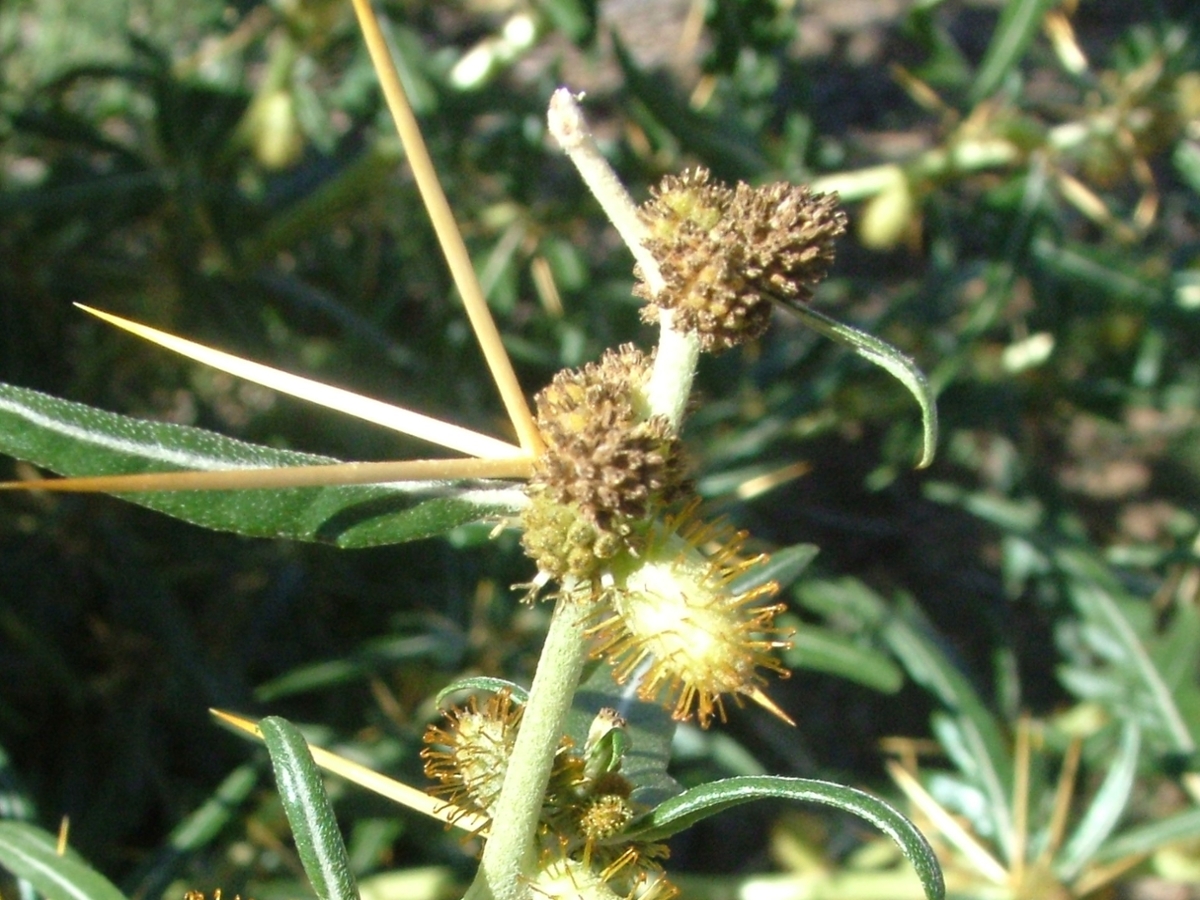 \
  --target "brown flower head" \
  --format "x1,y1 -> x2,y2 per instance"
635,168 -> 847,352
525,345 -> 689,545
